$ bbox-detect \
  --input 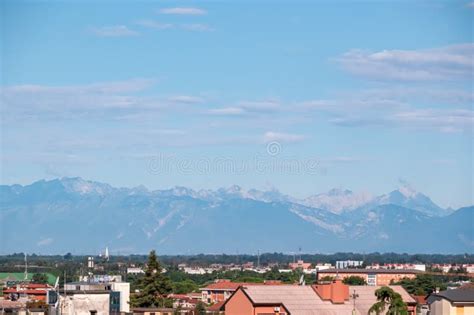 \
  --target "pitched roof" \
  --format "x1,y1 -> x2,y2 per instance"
228,285 -> 415,315
428,288 -> 474,303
